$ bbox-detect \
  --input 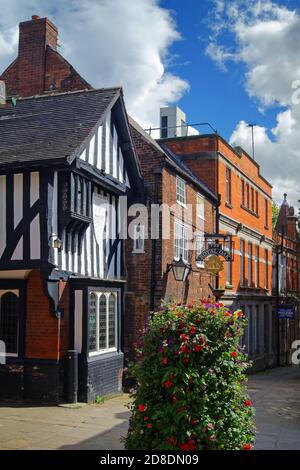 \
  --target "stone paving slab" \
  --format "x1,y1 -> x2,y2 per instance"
0,395 -> 130,450
248,366 -> 300,450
